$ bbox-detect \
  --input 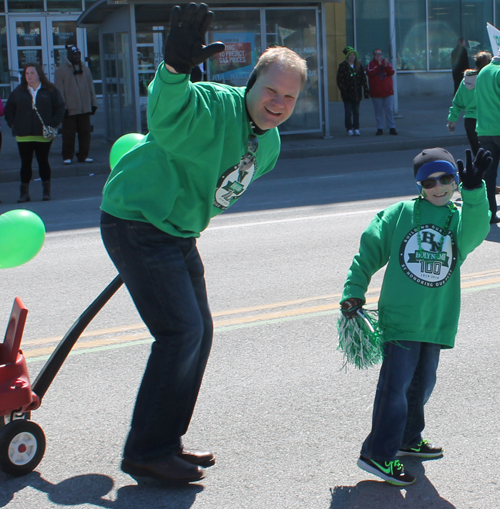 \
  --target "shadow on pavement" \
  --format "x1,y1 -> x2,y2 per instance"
485,223 -> 500,244
329,461 -> 456,509
0,470 -> 203,508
